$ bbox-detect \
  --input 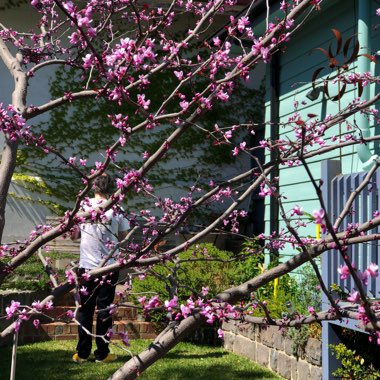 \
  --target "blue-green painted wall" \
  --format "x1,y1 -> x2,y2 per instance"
262,0 -> 380,259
